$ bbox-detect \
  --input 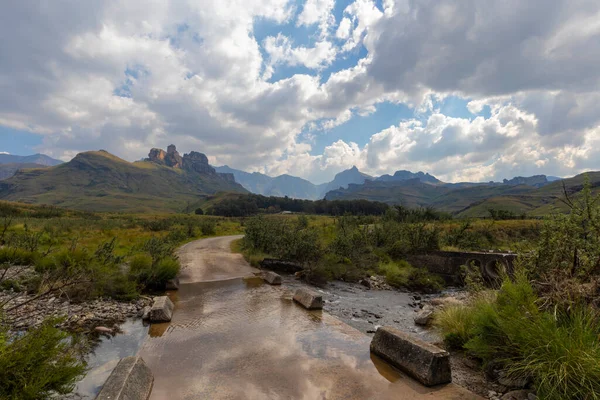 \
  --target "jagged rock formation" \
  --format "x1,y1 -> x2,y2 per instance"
182,151 -> 214,174
148,148 -> 167,164
147,144 -> 237,183
165,144 -> 183,168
